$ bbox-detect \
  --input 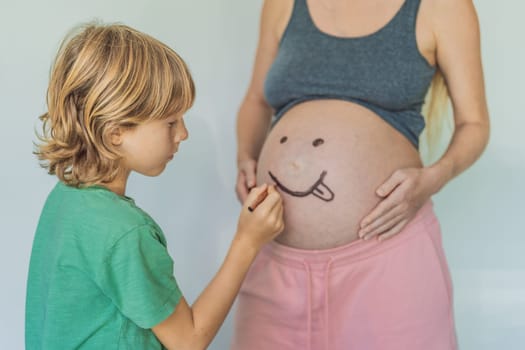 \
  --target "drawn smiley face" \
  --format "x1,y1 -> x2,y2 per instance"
268,136 -> 335,202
